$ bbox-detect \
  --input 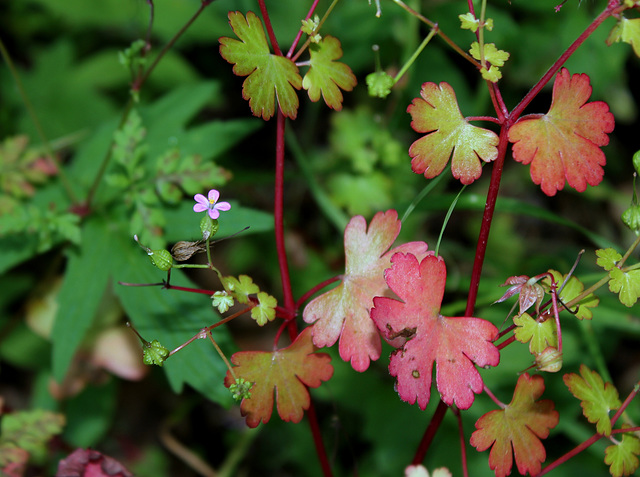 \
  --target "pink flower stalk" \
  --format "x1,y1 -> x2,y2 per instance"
193,189 -> 231,219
